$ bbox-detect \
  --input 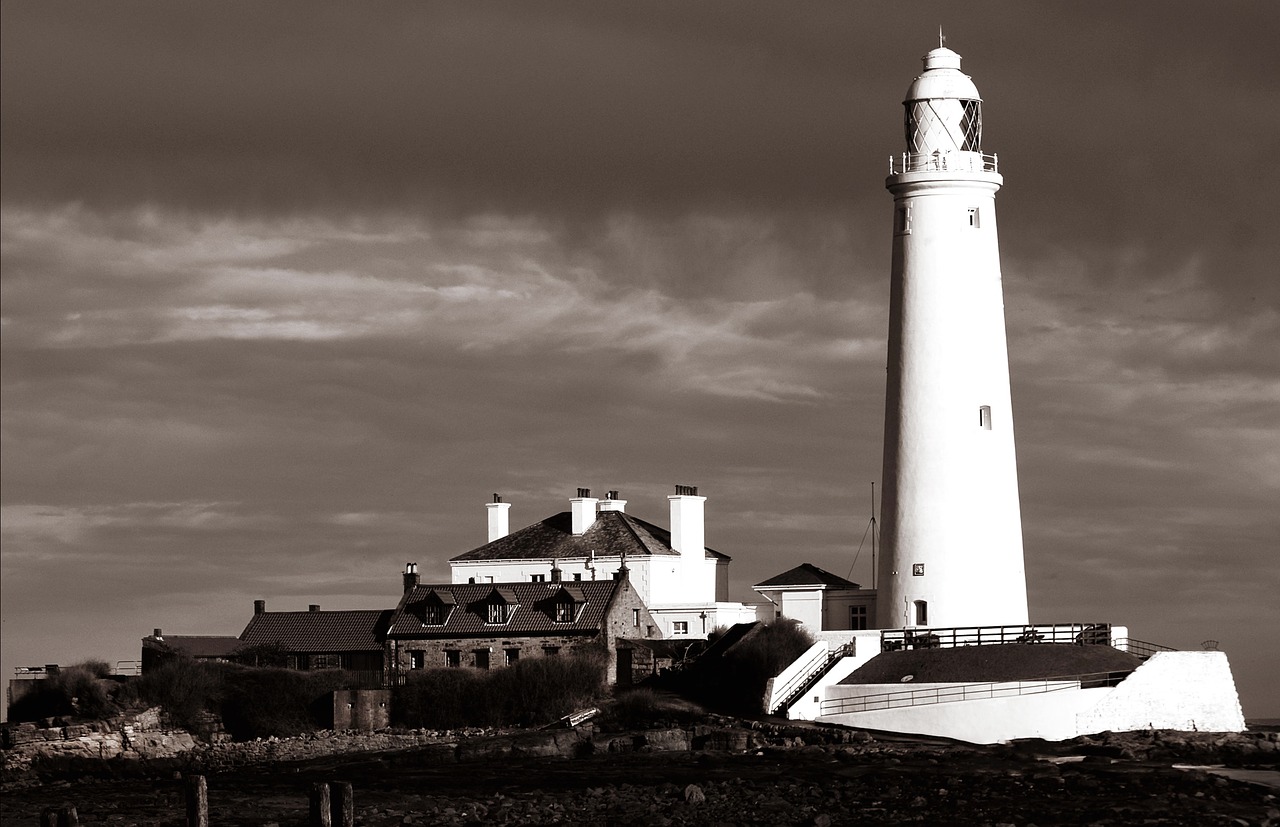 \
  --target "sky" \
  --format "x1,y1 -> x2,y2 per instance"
3,2 -> 1277,720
